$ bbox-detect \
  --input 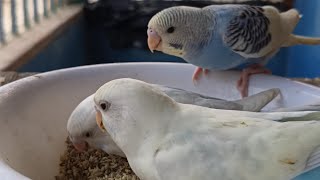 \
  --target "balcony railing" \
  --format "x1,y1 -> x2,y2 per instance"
0,0 -> 67,46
